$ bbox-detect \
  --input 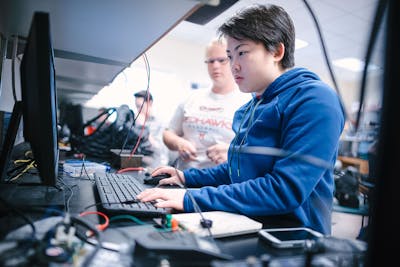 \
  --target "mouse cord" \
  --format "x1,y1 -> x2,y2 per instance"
173,168 -> 214,239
